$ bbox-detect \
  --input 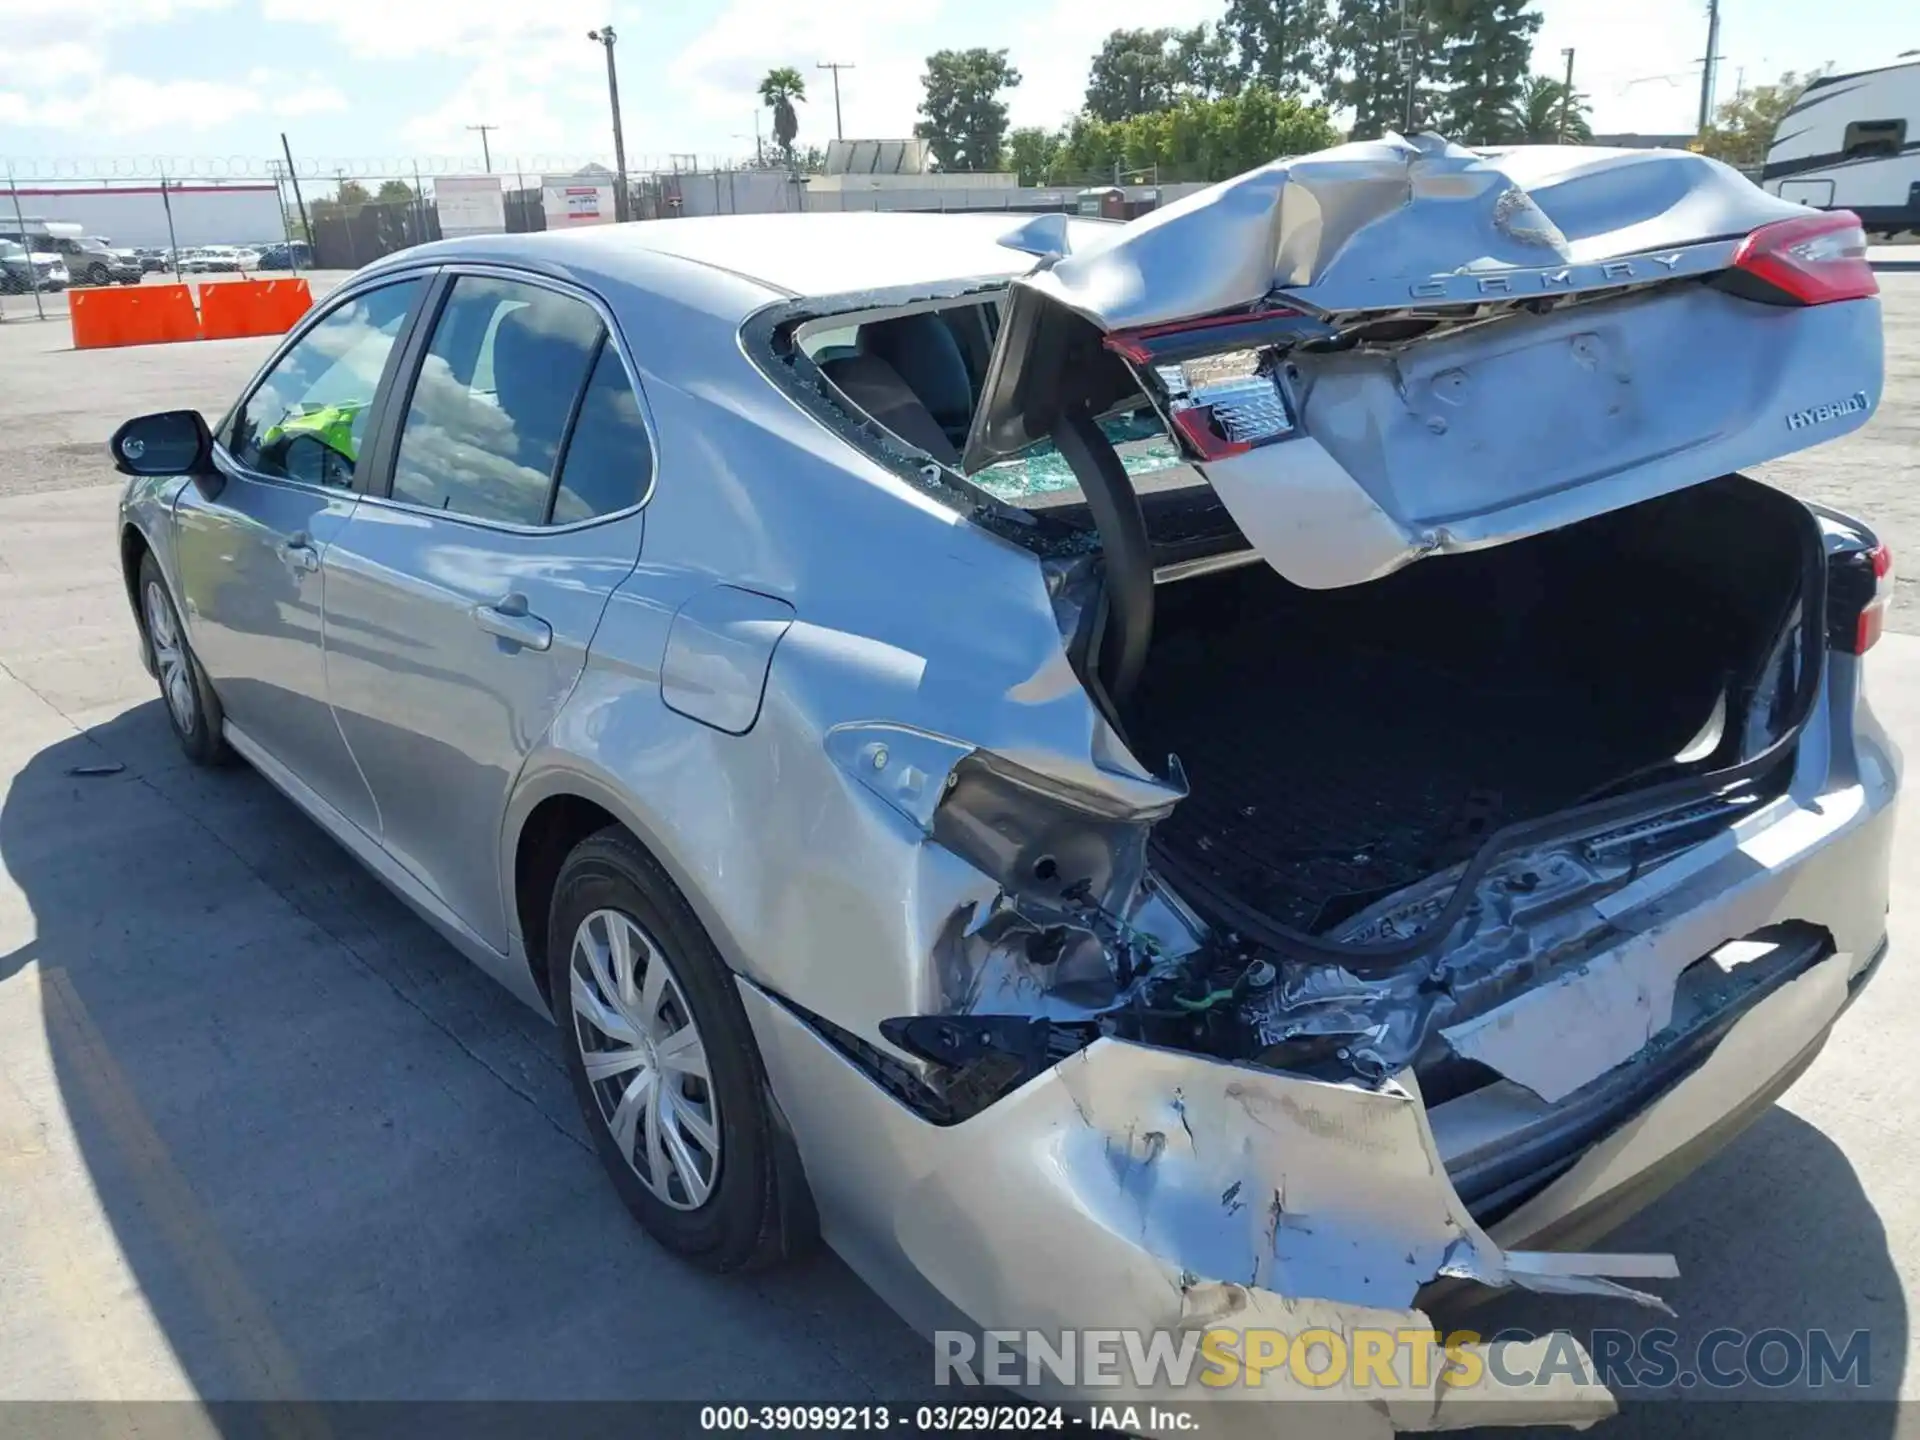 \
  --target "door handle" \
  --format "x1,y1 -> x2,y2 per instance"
282,532 -> 319,574
471,595 -> 553,652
